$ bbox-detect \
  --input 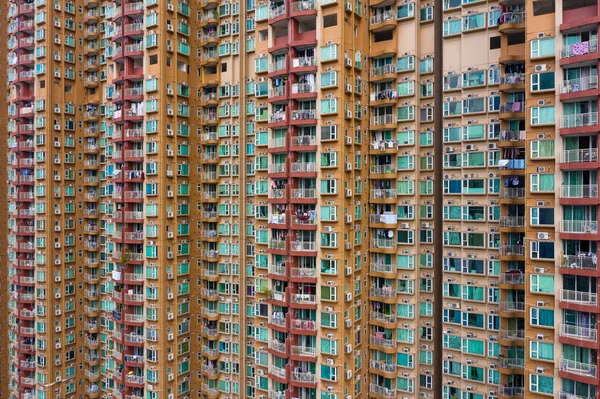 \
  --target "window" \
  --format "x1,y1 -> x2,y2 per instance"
531,37 -> 555,58
530,173 -> 555,192
530,208 -> 554,225
531,275 -> 554,293
530,140 -> 555,158
443,20 -> 461,36
320,45 -> 338,62
462,13 -> 485,31
531,72 -> 555,91
530,341 -> 554,360
530,241 -> 555,259
530,307 -> 554,327
530,374 -> 554,394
